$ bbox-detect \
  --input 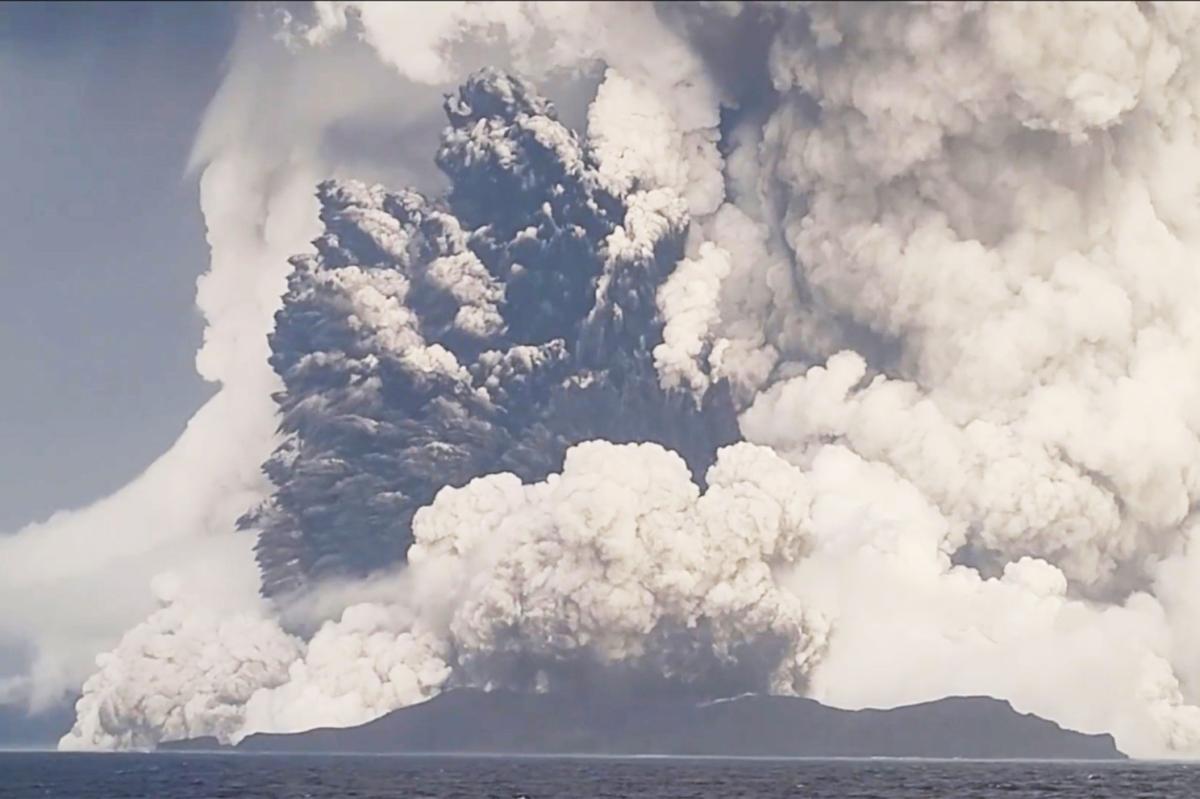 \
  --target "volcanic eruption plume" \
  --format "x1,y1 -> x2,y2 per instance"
52,2 -> 1200,758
